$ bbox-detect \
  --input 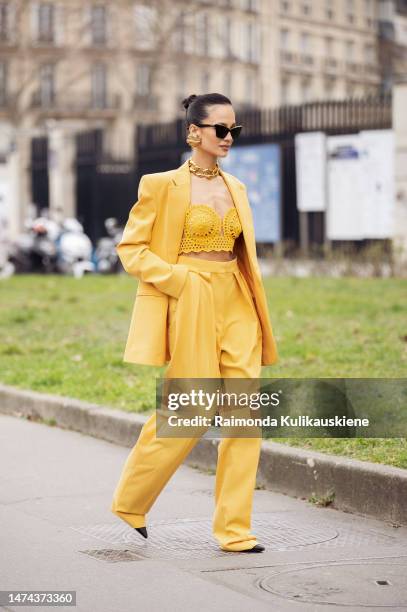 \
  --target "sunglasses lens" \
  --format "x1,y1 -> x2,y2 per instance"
215,125 -> 229,139
213,125 -> 243,140
231,126 -> 242,140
